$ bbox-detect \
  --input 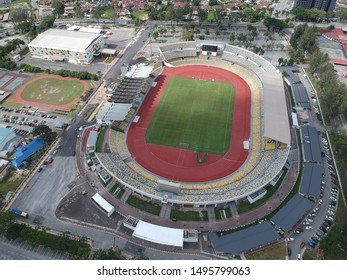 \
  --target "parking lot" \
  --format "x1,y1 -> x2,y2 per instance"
0,236 -> 68,260
0,105 -> 68,134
